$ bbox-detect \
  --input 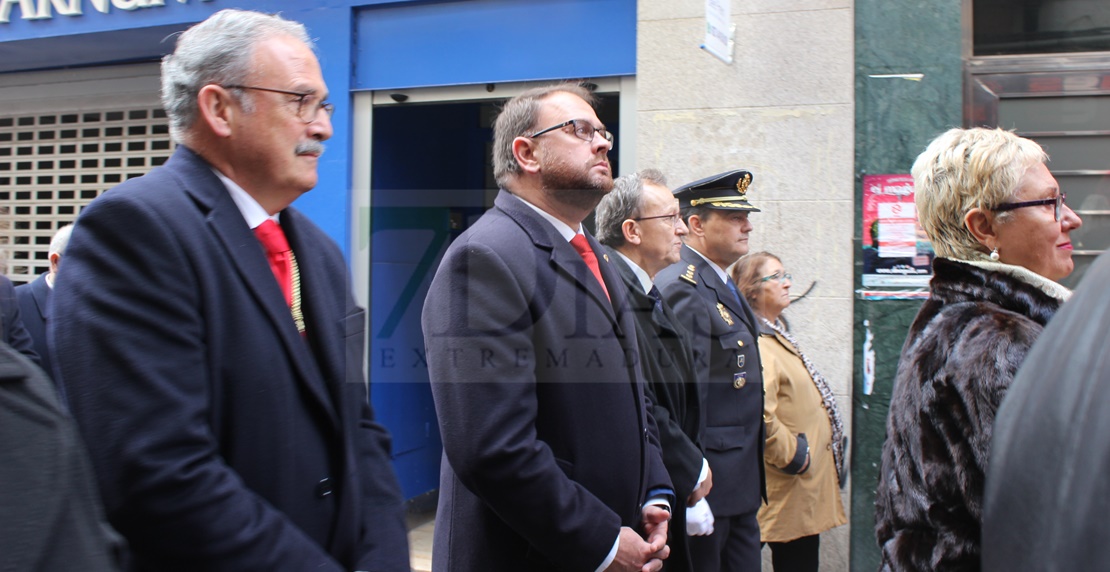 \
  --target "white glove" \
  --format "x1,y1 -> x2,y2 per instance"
685,498 -> 715,536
